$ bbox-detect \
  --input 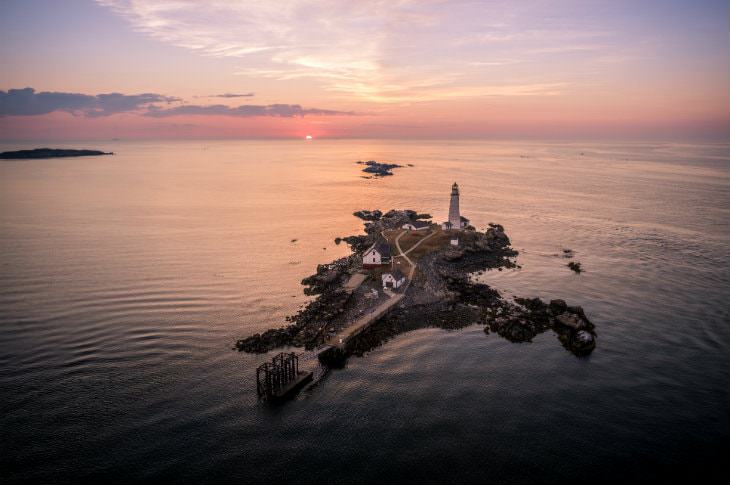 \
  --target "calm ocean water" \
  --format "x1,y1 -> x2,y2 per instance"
1,140 -> 729,483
